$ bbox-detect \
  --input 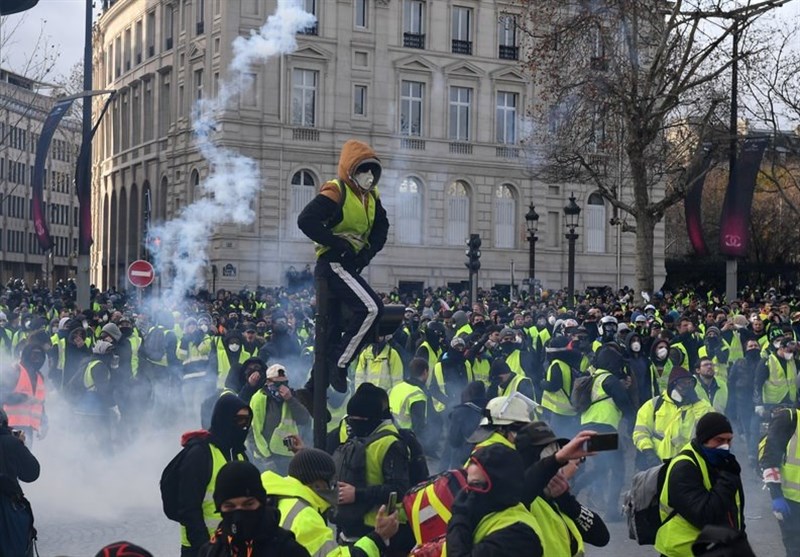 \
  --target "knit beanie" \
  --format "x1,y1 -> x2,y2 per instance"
101,323 -> 122,342
667,366 -> 694,390
213,461 -> 268,511
489,359 -> 512,379
346,388 -> 383,420
695,412 -> 733,445
288,449 -> 336,485
94,541 -> 154,557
